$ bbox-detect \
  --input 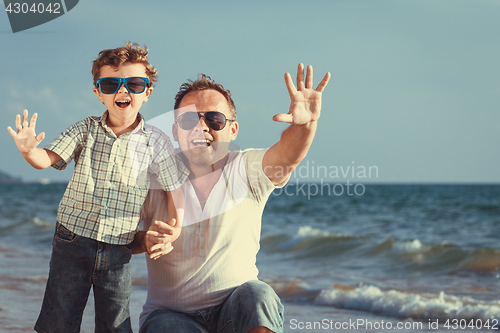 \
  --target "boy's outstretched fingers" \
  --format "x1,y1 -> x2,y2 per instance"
7,110 -> 46,148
